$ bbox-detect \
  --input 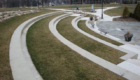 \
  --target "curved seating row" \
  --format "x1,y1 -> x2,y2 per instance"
10,11 -> 63,80
85,20 -> 140,60
71,16 -> 140,80
73,16 -> 138,60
